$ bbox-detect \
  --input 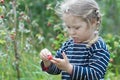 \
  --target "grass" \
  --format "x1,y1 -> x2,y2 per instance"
0,40 -> 120,80
0,47 -> 61,80
0,51 -> 120,80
